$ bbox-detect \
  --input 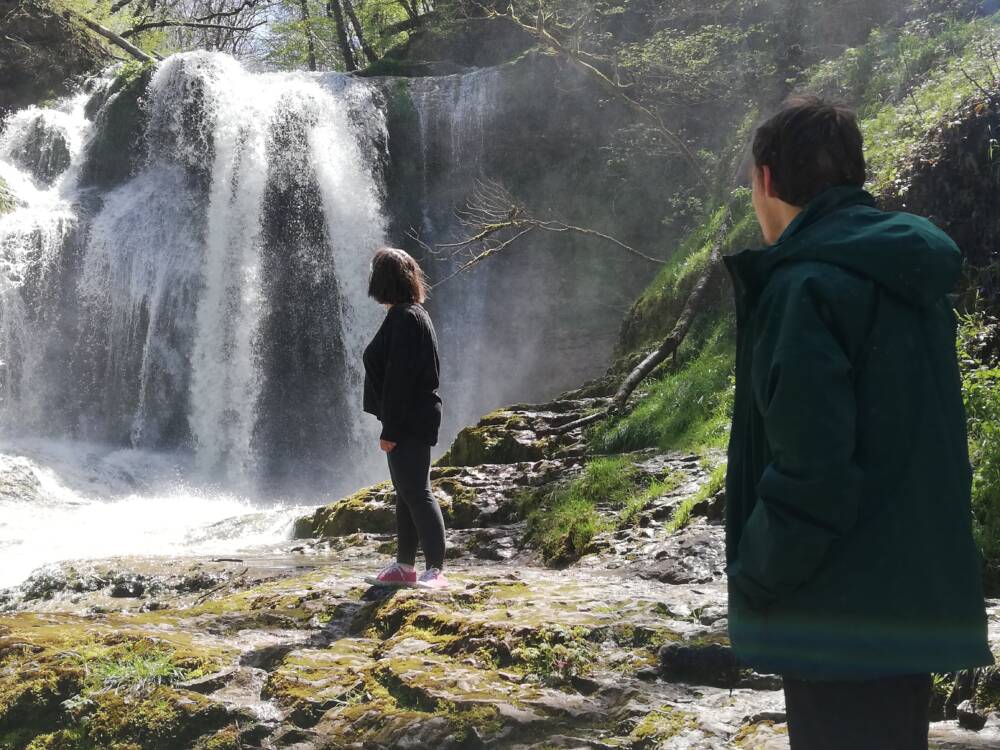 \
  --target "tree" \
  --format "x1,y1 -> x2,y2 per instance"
326,0 -> 357,70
